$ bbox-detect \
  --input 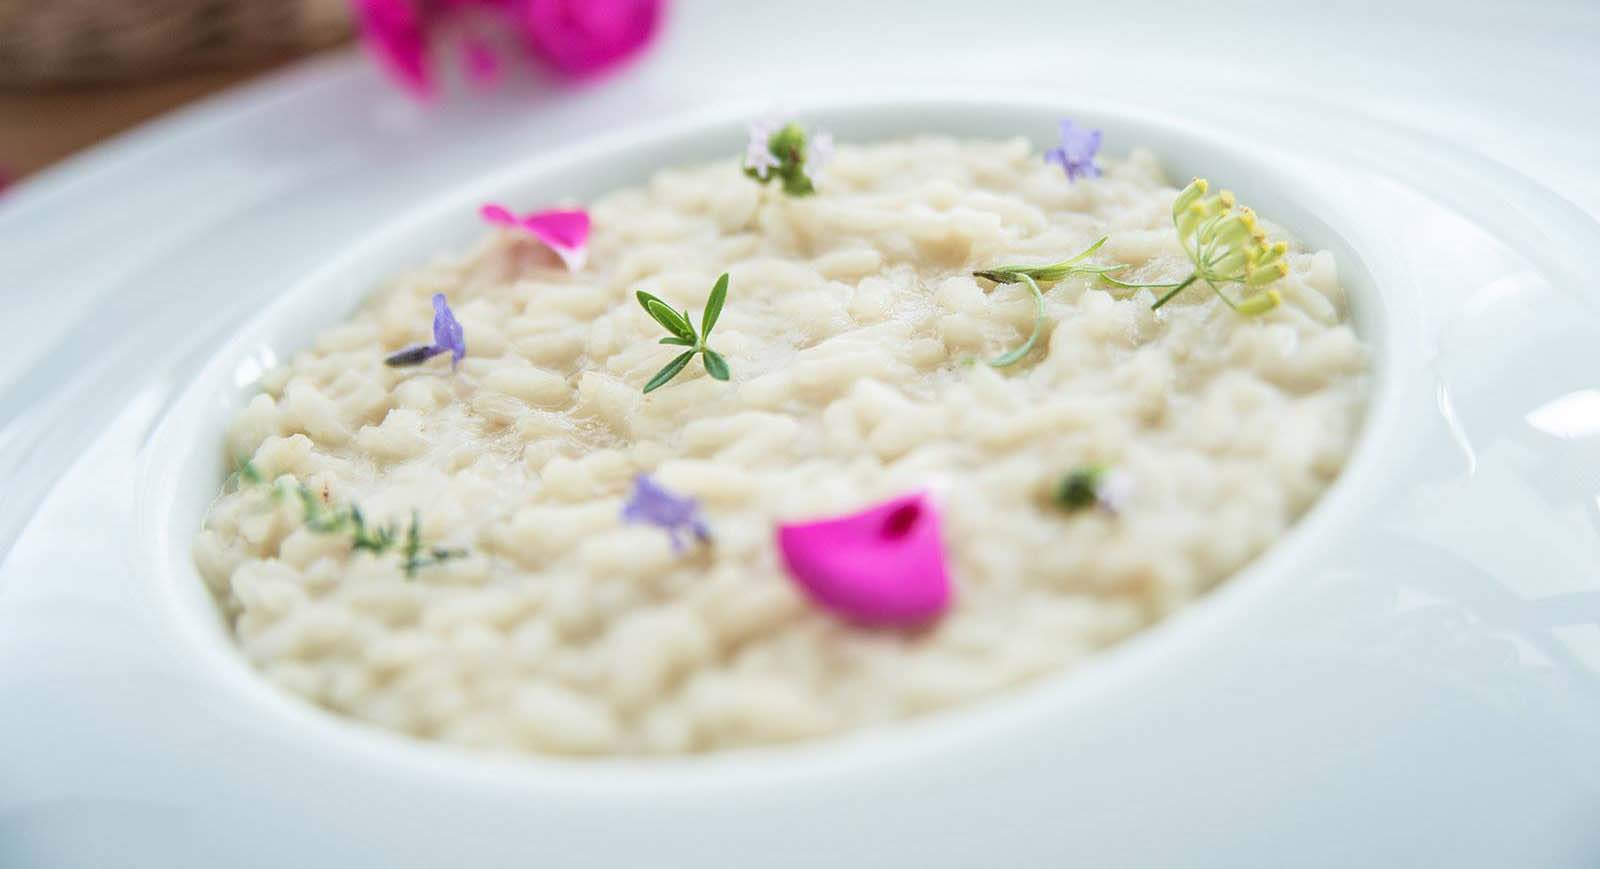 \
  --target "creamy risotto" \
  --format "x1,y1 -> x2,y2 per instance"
194,136 -> 1369,755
